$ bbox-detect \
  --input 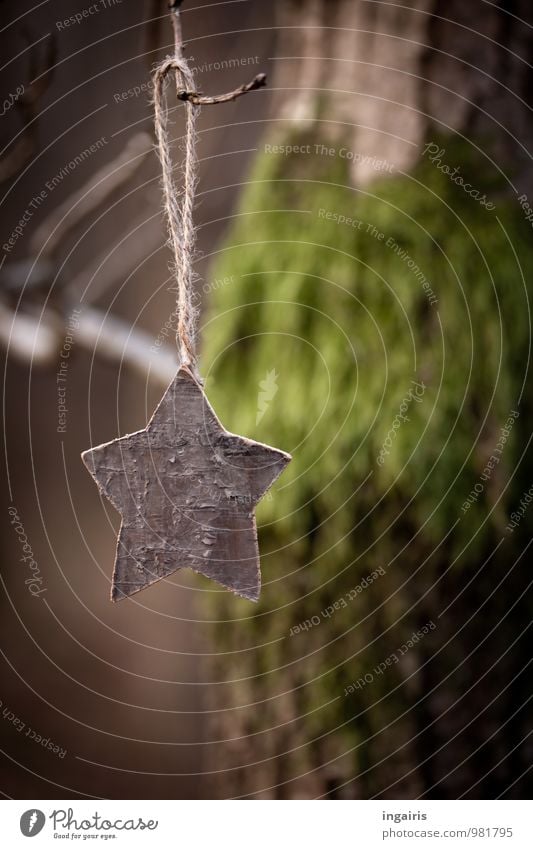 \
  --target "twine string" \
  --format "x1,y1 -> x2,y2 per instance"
153,56 -> 199,371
